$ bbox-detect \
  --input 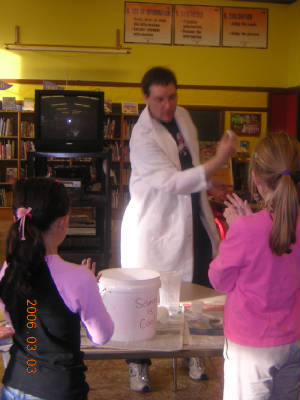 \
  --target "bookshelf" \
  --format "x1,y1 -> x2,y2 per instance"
0,101 -> 138,219
103,104 -> 138,217
0,109 -> 35,212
